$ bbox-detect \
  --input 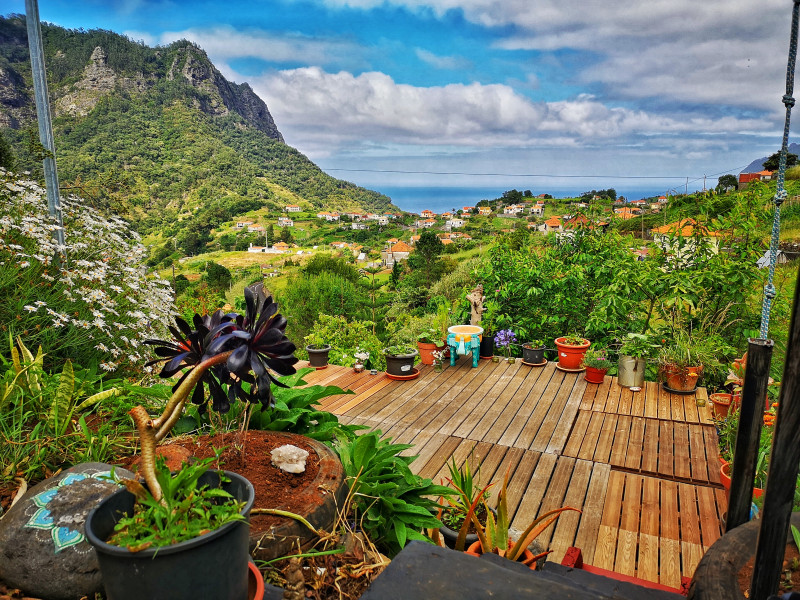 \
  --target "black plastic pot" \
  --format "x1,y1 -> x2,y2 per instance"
86,471 -> 255,600
522,343 -> 545,364
385,349 -> 418,376
306,344 -> 331,368
479,335 -> 495,359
